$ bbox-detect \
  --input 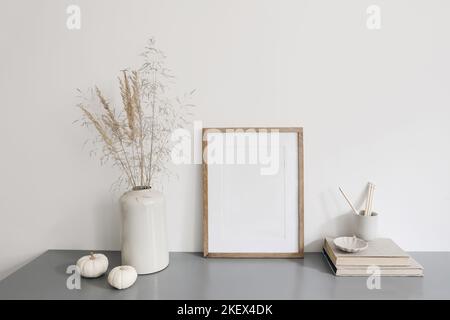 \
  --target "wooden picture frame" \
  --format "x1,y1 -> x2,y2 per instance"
202,127 -> 304,258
